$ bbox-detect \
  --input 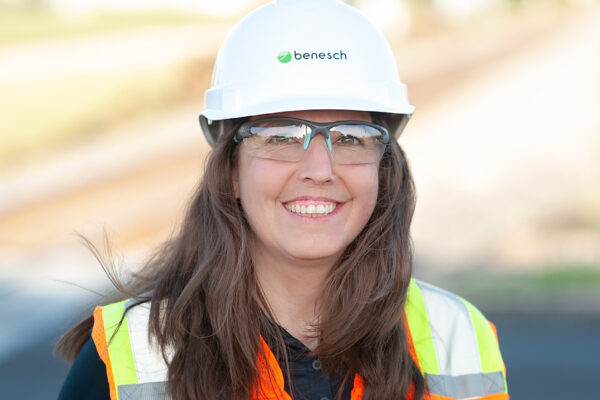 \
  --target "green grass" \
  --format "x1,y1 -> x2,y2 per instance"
0,7 -> 223,166
0,59 -> 210,166
0,6 -> 217,45
438,263 -> 600,310
518,264 -> 600,287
